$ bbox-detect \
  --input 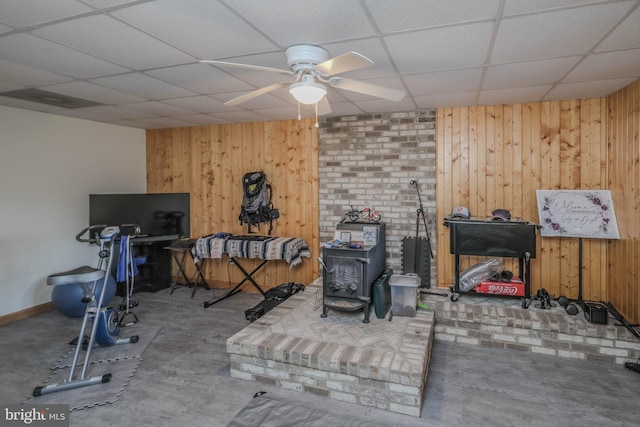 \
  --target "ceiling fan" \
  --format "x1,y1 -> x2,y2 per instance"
200,45 -> 406,117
